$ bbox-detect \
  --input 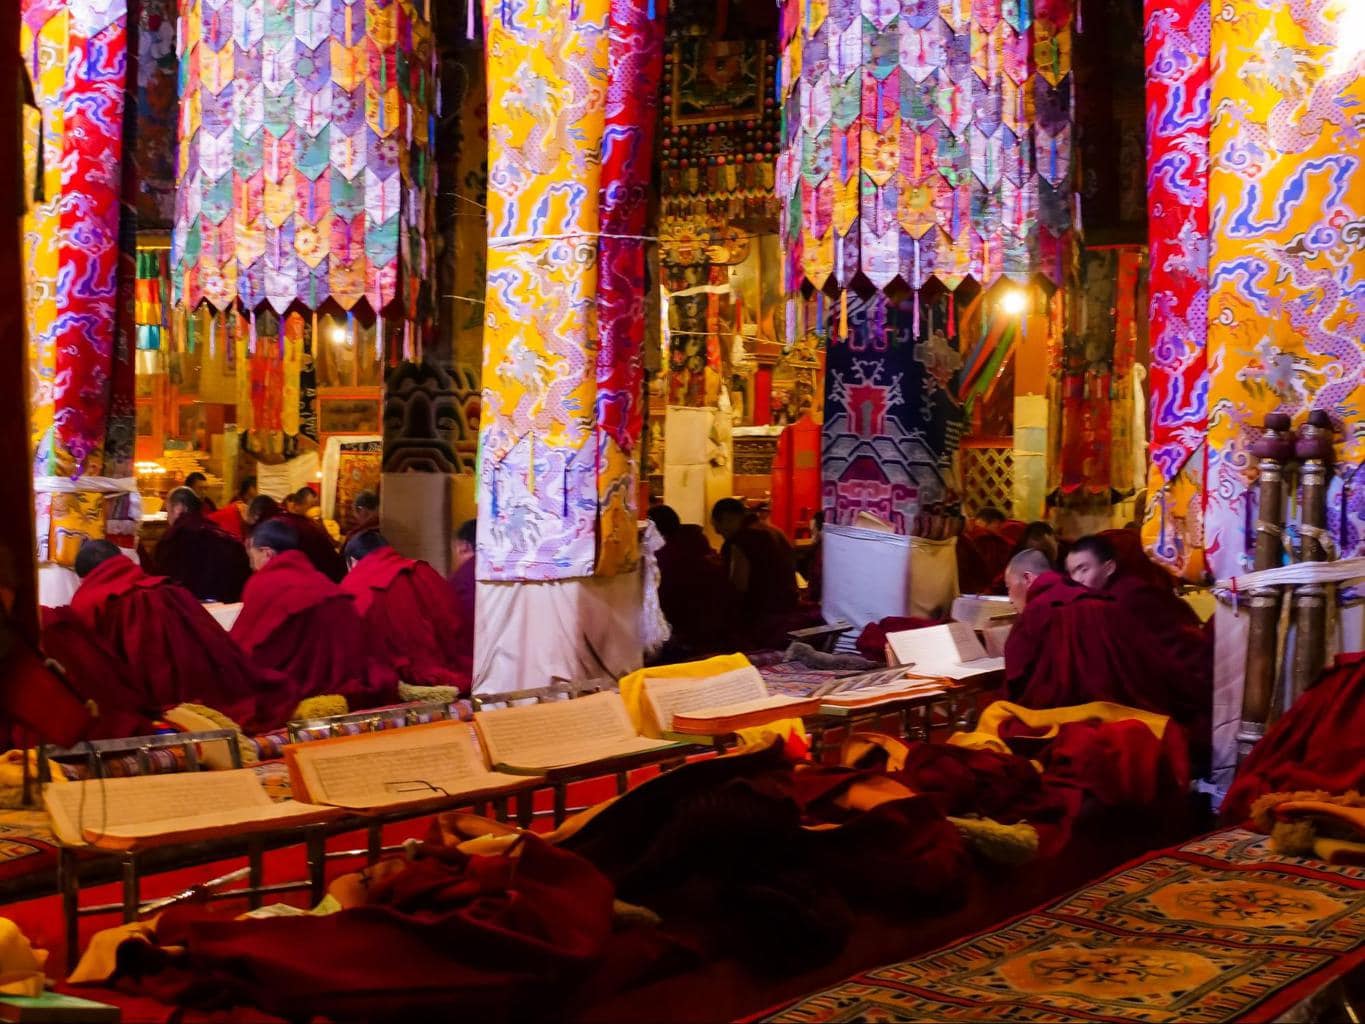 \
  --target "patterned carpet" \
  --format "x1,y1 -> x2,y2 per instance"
759,829 -> 1365,1023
